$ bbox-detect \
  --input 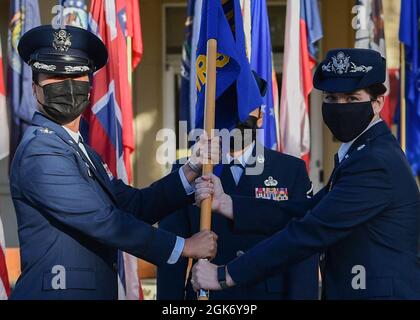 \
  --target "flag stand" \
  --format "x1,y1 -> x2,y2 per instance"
198,38 -> 217,301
